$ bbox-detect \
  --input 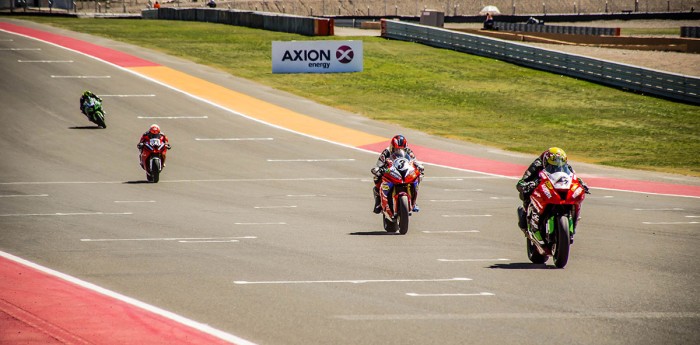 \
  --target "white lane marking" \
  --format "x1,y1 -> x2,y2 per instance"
489,196 -> 515,200
178,240 -> 239,243
0,48 -> 41,50
429,199 -> 472,202
195,138 -> 273,141
51,75 -> 111,78
0,39 -> 14,41
335,311 -> 700,321
634,208 -> 684,211
442,214 -> 492,218
422,230 -> 480,234
286,194 -> 326,197
444,188 -> 483,192
406,292 -> 494,297
0,194 -> 48,198
267,159 -> 356,162
438,258 -> 509,262
0,212 -> 132,217
642,221 -> 699,225
686,216 -> 700,218
100,94 -> 156,97
81,236 -> 256,242
114,200 -> 156,203
234,222 -> 287,225
234,277 -> 472,285
253,205 -> 297,209
18,59 -> 72,63
0,251 -> 258,345
137,116 -> 208,119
